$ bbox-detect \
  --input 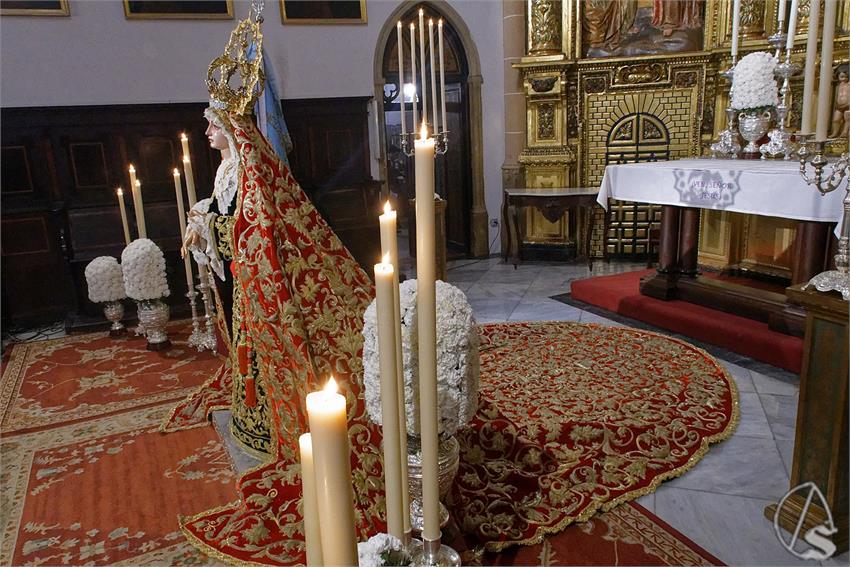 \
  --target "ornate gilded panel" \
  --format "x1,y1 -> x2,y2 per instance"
528,0 -> 562,55
522,167 -> 570,244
